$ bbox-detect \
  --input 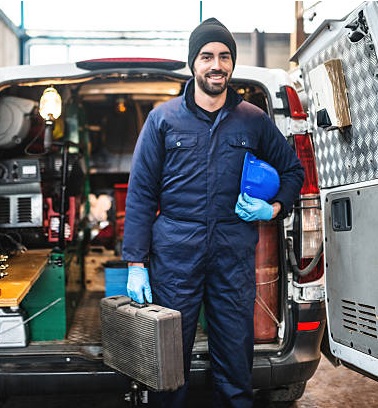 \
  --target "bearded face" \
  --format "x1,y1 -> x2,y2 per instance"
192,42 -> 234,97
